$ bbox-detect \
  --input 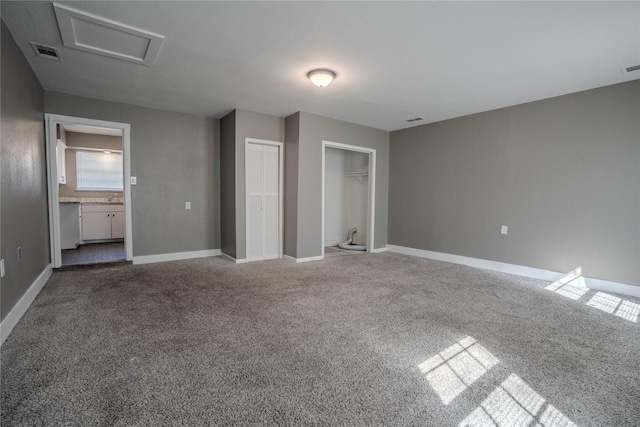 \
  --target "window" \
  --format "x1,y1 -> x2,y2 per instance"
76,151 -> 123,191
